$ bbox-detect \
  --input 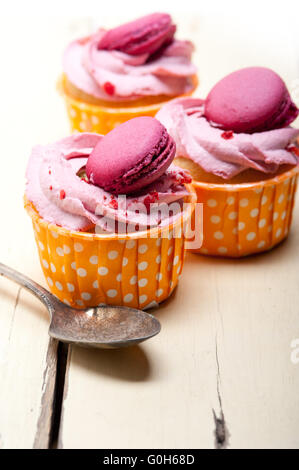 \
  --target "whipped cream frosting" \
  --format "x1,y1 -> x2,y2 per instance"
26,133 -> 191,232
156,98 -> 299,179
63,30 -> 197,102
